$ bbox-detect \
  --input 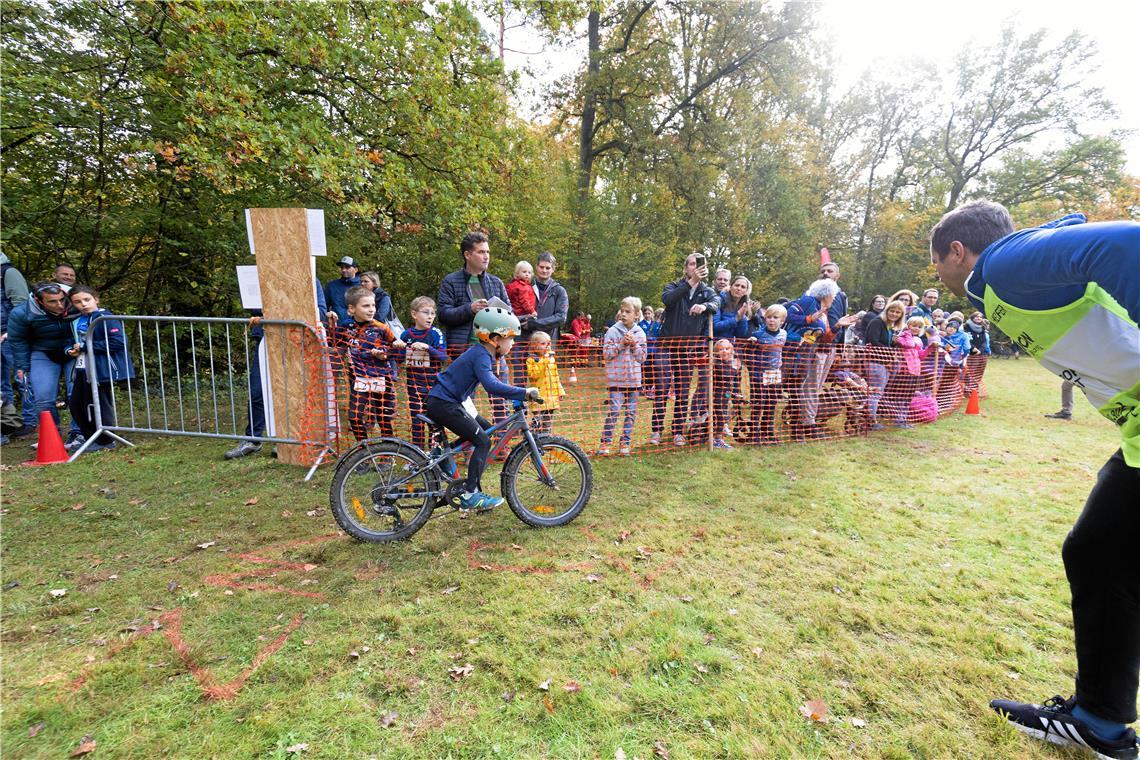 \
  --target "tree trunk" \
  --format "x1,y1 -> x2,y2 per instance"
573,8 -> 600,309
